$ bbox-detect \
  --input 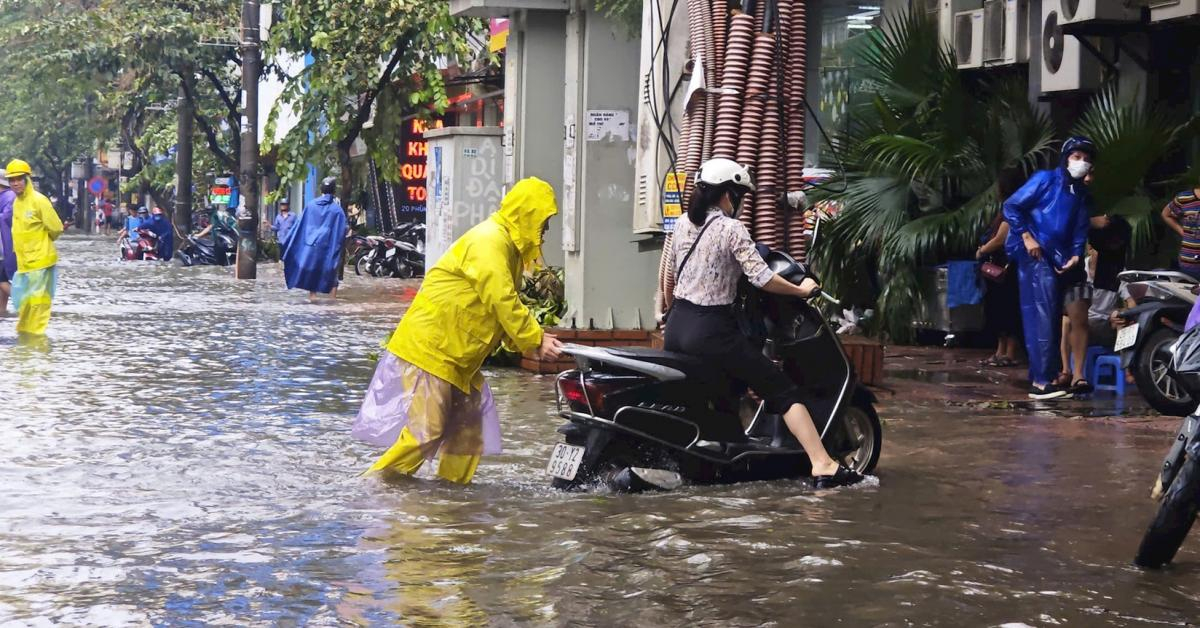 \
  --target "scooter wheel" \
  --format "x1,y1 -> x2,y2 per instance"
1135,452 -> 1200,568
